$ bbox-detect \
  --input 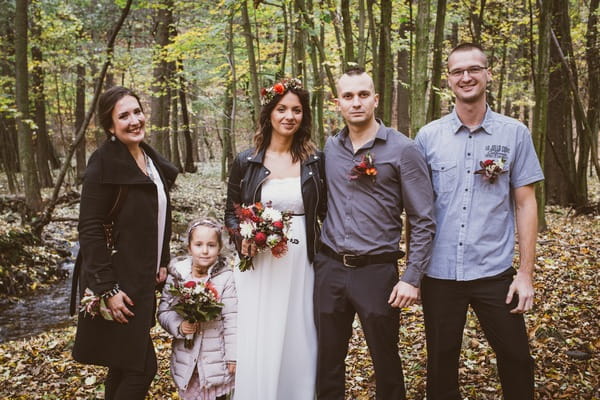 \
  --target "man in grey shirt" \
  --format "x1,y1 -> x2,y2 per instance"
315,67 -> 435,400
415,43 -> 543,399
